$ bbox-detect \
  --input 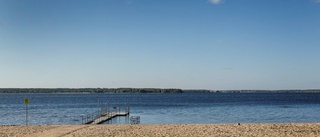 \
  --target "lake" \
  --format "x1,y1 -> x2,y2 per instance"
1,93 -> 320,125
